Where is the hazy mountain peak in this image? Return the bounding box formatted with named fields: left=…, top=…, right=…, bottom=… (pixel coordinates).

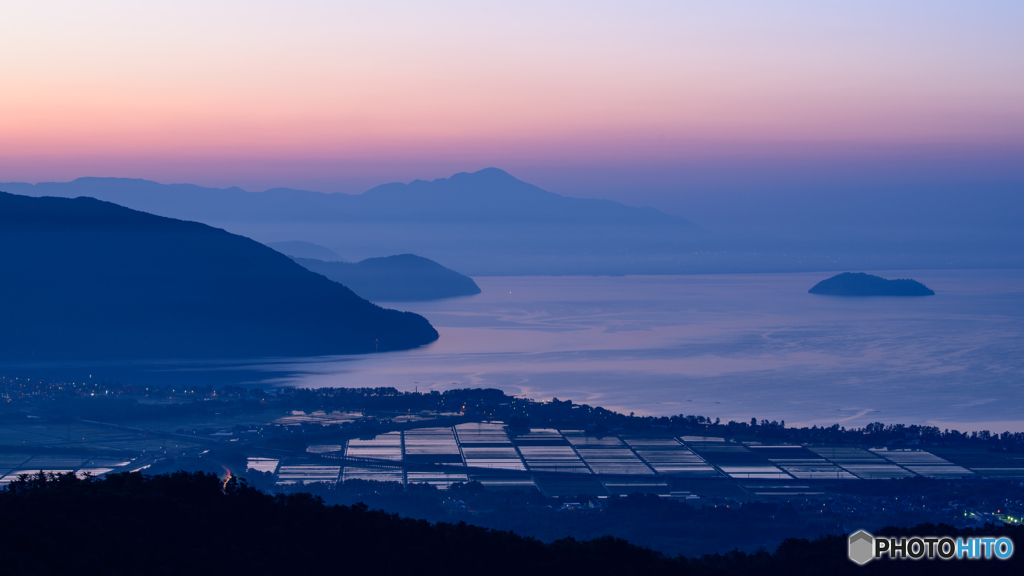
left=450, top=167, right=517, bottom=182
left=71, top=176, right=152, bottom=185
left=401, top=168, right=516, bottom=188
left=367, top=168, right=561, bottom=203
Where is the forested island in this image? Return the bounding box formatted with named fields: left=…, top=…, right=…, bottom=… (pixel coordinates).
left=293, top=254, right=481, bottom=302
left=809, top=272, right=935, bottom=296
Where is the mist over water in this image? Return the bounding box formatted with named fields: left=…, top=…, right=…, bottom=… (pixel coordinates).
left=256, top=270, right=1024, bottom=432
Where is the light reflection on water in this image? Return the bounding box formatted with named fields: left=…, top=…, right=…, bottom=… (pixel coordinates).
left=259, top=269, right=1024, bottom=432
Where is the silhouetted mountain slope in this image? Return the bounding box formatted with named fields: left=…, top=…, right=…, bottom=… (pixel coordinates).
left=294, top=255, right=481, bottom=301
left=0, top=169, right=703, bottom=275
left=809, top=272, right=935, bottom=296
left=0, top=192, right=437, bottom=361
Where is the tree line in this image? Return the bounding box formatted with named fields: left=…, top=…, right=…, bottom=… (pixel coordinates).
left=0, top=471, right=1020, bottom=575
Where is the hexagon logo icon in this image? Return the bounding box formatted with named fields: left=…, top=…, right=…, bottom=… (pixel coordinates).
left=848, top=530, right=874, bottom=565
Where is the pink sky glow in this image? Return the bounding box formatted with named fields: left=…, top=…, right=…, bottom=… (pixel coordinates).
left=2, top=1, right=1022, bottom=196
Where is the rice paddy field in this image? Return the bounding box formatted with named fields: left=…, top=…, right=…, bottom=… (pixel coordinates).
left=3, top=410, right=1021, bottom=500
left=235, top=422, right=1024, bottom=498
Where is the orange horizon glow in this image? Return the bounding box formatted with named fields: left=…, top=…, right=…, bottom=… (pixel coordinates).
left=2, top=0, right=1023, bottom=192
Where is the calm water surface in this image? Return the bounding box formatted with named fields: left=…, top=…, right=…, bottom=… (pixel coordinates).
left=259, top=270, right=1024, bottom=432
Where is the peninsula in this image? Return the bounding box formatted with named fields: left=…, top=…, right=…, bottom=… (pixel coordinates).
left=0, top=192, right=438, bottom=360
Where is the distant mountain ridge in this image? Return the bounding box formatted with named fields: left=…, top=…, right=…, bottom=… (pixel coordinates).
left=0, top=169, right=691, bottom=225
left=809, top=272, right=935, bottom=296
left=292, top=255, right=481, bottom=302
left=0, top=191, right=438, bottom=361
left=356, top=168, right=688, bottom=225
left=0, top=169, right=703, bottom=275
left=4, top=169, right=1022, bottom=275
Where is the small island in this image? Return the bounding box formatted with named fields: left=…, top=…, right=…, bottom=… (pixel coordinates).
left=809, top=272, right=935, bottom=296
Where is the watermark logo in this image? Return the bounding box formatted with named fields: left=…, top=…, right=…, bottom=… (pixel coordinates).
left=848, top=530, right=1013, bottom=564
left=848, top=531, right=874, bottom=565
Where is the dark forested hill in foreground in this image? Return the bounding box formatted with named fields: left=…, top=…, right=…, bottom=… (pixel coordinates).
left=809, top=272, right=936, bottom=296
left=0, top=192, right=437, bottom=361
left=0, top=472, right=1018, bottom=576
left=292, top=254, right=481, bottom=301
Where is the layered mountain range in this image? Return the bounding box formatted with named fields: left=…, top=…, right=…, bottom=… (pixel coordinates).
left=1, top=169, right=704, bottom=275
left=5, top=168, right=1020, bottom=275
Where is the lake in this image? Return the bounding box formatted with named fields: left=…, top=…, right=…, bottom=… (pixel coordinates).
left=253, top=269, right=1024, bottom=433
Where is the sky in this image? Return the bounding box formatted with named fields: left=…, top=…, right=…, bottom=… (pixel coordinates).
left=2, top=0, right=1022, bottom=211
